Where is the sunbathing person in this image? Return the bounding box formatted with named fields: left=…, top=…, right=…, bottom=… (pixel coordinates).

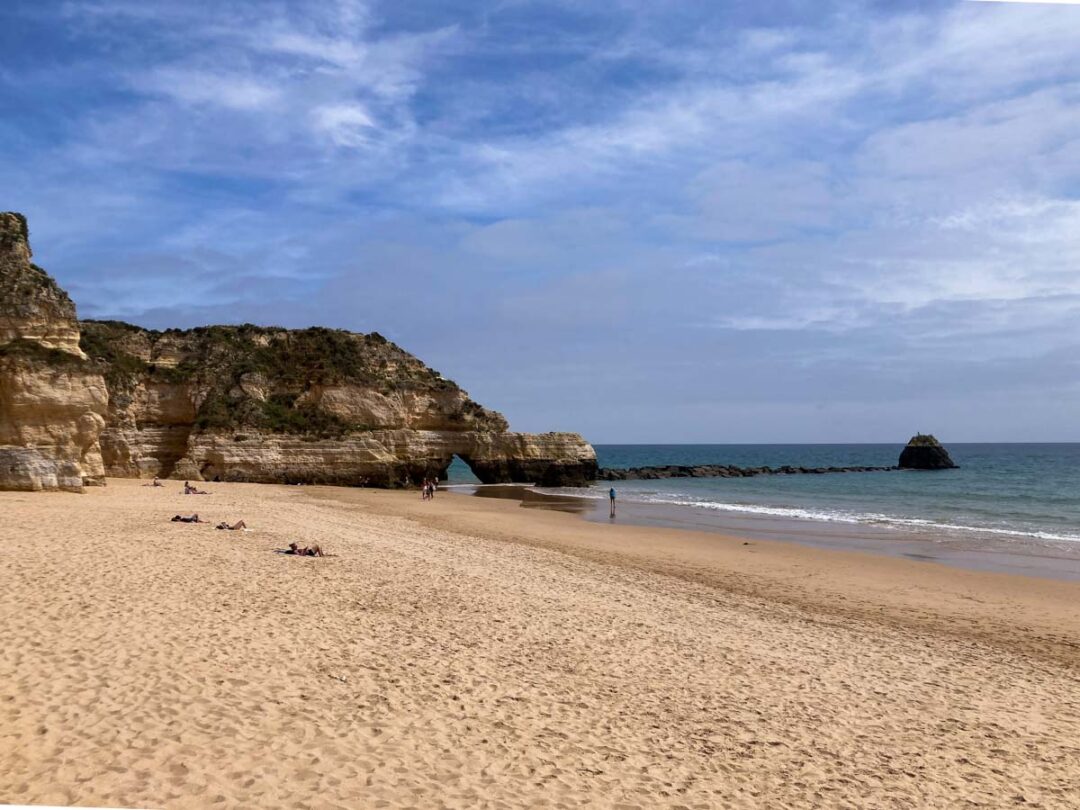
left=285, top=541, right=325, bottom=557
left=183, top=481, right=210, bottom=495
left=171, top=514, right=204, bottom=523
left=142, top=477, right=165, bottom=488
left=215, top=520, right=247, bottom=530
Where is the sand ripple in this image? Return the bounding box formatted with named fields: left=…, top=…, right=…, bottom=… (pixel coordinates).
left=2, top=480, right=1079, bottom=808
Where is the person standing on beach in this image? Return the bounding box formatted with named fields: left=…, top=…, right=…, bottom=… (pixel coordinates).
left=609, top=487, right=616, bottom=518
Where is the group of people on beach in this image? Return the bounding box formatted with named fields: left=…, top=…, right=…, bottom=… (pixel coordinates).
left=158, top=480, right=326, bottom=557
left=169, top=512, right=324, bottom=556
left=420, top=478, right=438, bottom=500
left=142, top=477, right=210, bottom=495
left=170, top=515, right=245, bottom=530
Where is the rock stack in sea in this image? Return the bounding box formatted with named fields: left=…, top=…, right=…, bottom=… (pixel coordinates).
left=0, top=212, right=598, bottom=491
left=897, top=434, right=958, bottom=470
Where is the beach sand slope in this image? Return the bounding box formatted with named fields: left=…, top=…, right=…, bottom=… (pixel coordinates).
left=2, top=479, right=1079, bottom=808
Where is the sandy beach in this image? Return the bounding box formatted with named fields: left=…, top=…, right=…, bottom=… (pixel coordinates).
left=3, top=479, right=1080, bottom=809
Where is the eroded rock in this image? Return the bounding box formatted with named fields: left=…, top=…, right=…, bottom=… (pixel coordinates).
left=898, top=434, right=958, bottom=470
left=0, top=213, right=107, bottom=491
left=1, top=212, right=597, bottom=490
left=597, top=462, right=896, bottom=481
left=78, top=319, right=596, bottom=487
left=0, top=213, right=85, bottom=356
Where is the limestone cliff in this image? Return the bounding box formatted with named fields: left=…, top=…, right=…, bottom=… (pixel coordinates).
left=0, top=213, right=85, bottom=356
left=0, top=213, right=107, bottom=491
left=1, top=211, right=596, bottom=490
left=78, top=321, right=597, bottom=488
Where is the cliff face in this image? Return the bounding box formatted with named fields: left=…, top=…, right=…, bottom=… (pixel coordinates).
left=0, top=213, right=85, bottom=355
left=0, top=211, right=596, bottom=490
left=78, top=321, right=597, bottom=488
left=0, top=213, right=107, bottom=491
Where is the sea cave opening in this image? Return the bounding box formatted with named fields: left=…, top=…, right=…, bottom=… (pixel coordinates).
left=445, top=454, right=481, bottom=485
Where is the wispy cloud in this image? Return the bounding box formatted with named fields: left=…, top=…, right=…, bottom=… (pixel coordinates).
left=4, top=0, right=1080, bottom=439
left=134, top=69, right=283, bottom=111
left=968, top=0, right=1080, bottom=5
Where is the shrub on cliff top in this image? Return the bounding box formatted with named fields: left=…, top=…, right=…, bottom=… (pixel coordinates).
left=259, top=393, right=353, bottom=438
left=0, top=212, right=29, bottom=246
left=0, top=338, right=89, bottom=368
left=80, top=323, right=149, bottom=391
left=906, top=434, right=943, bottom=446
left=83, top=319, right=160, bottom=336
left=80, top=319, right=506, bottom=436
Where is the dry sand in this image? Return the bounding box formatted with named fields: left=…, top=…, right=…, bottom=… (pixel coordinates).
left=2, top=478, right=1080, bottom=809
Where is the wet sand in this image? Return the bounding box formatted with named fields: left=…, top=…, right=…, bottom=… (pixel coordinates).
left=456, top=483, right=1080, bottom=582
left=2, top=478, right=1080, bottom=808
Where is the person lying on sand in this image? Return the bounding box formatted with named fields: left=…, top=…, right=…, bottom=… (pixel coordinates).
left=171, top=514, right=204, bottom=523
left=183, top=481, right=210, bottom=495
left=142, top=477, right=164, bottom=488
left=284, top=542, right=325, bottom=557
left=215, top=520, right=247, bottom=530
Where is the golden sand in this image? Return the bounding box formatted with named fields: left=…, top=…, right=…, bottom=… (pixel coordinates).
left=2, top=479, right=1079, bottom=808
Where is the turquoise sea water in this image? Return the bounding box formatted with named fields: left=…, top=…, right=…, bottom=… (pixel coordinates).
left=451, top=444, right=1080, bottom=551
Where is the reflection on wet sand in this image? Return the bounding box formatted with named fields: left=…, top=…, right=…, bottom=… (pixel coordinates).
left=468, top=485, right=596, bottom=514
left=450, top=483, right=1080, bottom=581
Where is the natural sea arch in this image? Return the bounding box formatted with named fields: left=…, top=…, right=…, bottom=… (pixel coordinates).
left=445, top=454, right=482, bottom=484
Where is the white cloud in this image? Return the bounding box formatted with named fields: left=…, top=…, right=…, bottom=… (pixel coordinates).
left=682, top=161, right=837, bottom=242
left=135, top=68, right=282, bottom=111
left=11, top=0, right=1080, bottom=437
left=967, top=1, right=1080, bottom=5
left=312, top=103, right=376, bottom=146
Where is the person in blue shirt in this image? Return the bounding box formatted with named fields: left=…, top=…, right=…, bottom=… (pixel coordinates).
left=609, top=486, right=616, bottom=518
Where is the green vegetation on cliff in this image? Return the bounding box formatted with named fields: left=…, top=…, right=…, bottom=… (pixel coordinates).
left=0, top=212, right=77, bottom=321
left=0, top=338, right=90, bottom=367
left=0, top=212, right=29, bottom=244
left=906, top=434, right=943, bottom=447
left=80, top=320, right=506, bottom=438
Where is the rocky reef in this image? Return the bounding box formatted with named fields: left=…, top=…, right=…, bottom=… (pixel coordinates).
left=600, top=436, right=959, bottom=482
left=598, top=463, right=896, bottom=481
left=0, top=212, right=596, bottom=491
left=0, top=213, right=107, bottom=491
left=898, top=434, right=958, bottom=470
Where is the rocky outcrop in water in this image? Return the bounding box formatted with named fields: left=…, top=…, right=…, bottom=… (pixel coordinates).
left=0, top=213, right=107, bottom=491
left=598, top=463, right=896, bottom=481
left=600, top=436, right=960, bottom=481
left=898, top=434, right=957, bottom=470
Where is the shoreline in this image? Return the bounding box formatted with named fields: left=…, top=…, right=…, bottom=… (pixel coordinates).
left=3, top=479, right=1080, bottom=807
left=352, top=484, right=1080, bottom=668
left=447, top=482, right=1080, bottom=582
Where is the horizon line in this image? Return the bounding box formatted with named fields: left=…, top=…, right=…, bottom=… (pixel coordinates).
left=588, top=440, right=1080, bottom=445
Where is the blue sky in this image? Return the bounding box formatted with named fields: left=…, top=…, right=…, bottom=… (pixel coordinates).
left=3, top=0, right=1080, bottom=442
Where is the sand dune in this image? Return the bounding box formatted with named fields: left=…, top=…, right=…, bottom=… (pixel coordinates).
left=2, top=479, right=1079, bottom=808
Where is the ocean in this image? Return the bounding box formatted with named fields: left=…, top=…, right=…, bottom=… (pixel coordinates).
left=448, top=444, right=1080, bottom=573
